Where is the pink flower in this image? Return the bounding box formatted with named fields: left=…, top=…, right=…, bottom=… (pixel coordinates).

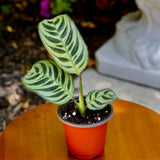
left=40, top=0, right=52, bottom=18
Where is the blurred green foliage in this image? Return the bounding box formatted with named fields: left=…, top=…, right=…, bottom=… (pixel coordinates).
left=50, top=0, right=77, bottom=15
left=1, top=5, right=11, bottom=15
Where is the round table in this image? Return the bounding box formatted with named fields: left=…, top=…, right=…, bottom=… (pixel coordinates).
left=0, top=99, right=160, bottom=160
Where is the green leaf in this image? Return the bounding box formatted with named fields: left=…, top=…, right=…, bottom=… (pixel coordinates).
left=1, top=5, right=10, bottom=15
left=22, top=60, right=74, bottom=105
left=51, top=0, right=74, bottom=15
left=38, top=14, right=88, bottom=75
left=86, top=89, right=118, bottom=110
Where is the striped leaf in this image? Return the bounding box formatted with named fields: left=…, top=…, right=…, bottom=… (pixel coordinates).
left=22, top=60, right=74, bottom=105
left=86, top=89, right=118, bottom=110
left=38, top=14, right=88, bottom=75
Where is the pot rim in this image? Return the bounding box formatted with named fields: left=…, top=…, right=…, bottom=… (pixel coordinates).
left=57, top=99, right=114, bottom=128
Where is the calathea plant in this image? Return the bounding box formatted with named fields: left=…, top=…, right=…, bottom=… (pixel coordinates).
left=22, top=14, right=117, bottom=116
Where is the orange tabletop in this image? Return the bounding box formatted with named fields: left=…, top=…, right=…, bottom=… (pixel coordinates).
left=0, top=99, right=160, bottom=160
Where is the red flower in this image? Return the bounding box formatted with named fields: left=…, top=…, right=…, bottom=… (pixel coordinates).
left=95, top=0, right=108, bottom=10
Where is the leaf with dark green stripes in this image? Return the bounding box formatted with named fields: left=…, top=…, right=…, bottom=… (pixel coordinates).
left=86, top=89, right=118, bottom=110
left=22, top=60, right=74, bottom=105
left=38, top=14, right=88, bottom=75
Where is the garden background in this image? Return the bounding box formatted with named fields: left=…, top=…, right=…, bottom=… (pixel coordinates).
left=0, top=0, right=137, bottom=133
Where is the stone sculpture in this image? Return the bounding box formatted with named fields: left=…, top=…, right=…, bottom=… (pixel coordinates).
left=95, top=0, right=160, bottom=88
left=113, top=0, right=160, bottom=70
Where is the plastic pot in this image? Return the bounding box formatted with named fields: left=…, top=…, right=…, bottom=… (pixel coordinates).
left=57, top=98, right=114, bottom=159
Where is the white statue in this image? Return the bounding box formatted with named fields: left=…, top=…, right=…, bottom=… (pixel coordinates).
left=95, top=0, right=160, bottom=88
left=113, top=0, right=160, bottom=70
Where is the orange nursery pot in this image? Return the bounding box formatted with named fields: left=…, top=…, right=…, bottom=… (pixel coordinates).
left=57, top=98, right=114, bottom=159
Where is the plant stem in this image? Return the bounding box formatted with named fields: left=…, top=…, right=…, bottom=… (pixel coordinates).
left=73, top=75, right=86, bottom=116
left=73, top=98, right=83, bottom=115
left=78, top=75, right=86, bottom=115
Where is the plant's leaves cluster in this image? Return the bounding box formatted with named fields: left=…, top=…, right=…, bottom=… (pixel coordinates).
left=23, top=14, right=117, bottom=112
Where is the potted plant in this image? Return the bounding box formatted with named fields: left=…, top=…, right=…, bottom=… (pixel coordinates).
left=22, top=14, right=118, bottom=159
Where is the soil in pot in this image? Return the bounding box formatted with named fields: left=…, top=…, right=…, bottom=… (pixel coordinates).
left=59, top=100, right=112, bottom=125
